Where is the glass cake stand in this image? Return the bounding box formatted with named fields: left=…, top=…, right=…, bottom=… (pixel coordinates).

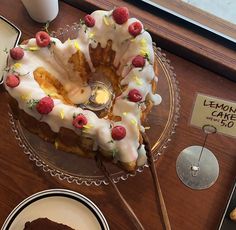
left=9, top=24, right=180, bottom=186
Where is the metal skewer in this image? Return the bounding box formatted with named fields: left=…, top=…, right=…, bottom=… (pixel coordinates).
left=142, top=132, right=171, bottom=230
left=95, top=132, right=171, bottom=230
left=95, top=154, right=145, bottom=230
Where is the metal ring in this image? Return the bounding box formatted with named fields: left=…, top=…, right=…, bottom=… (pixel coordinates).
left=202, top=124, right=217, bottom=134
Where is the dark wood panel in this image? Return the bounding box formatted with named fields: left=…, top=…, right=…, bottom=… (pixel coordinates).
left=149, top=0, right=236, bottom=40
left=0, top=1, right=236, bottom=230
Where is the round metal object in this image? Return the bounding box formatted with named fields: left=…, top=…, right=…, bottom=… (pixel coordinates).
left=176, top=145, right=219, bottom=190
left=81, top=81, right=114, bottom=111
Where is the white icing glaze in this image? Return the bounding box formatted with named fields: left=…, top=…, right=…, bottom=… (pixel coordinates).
left=137, top=145, right=147, bottom=167
left=4, top=9, right=162, bottom=166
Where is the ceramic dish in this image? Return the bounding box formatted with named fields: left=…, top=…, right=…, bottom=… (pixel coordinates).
left=1, top=189, right=109, bottom=230
left=0, top=16, right=21, bottom=84
left=218, top=182, right=236, bottom=230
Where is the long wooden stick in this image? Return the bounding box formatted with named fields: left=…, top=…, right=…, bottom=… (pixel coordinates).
left=142, top=132, right=171, bottom=230
left=95, top=154, right=145, bottom=230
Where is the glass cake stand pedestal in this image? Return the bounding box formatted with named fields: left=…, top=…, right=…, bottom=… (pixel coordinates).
left=8, top=25, right=180, bottom=186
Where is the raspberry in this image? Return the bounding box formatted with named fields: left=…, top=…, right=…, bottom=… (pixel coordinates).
left=10, top=47, right=24, bottom=60
left=111, top=126, right=126, bottom=140
left=128, top=89, right=142, bottom=102
left=73, top=114, right=87, bottom=129
left=35, top=31, right=51, bottom=47
left=6, top=74, right=20, bottom=88
left=128, top=22, right=142, bottom=37
left=84, top=15, right=95, bottom=27
left=112, top=7, right=129, bottom=25
left=36, top=96, right=54, bottom=114
left=132, top=55, right=145, bottom=68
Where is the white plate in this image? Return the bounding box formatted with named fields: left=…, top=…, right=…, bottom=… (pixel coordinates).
left=0, top=16, right=21, bottom=84
left=1, top=189, right=109, bottom=230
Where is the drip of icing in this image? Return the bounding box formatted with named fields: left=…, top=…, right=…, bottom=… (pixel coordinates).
left=137, top=144, right=147, bottom=166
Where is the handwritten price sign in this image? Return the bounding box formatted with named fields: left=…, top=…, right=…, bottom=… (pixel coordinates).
left=190, top=93, right=236, bottom=137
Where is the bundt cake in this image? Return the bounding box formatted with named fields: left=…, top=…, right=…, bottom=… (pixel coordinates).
left=4, top=7, right=162, bottom=172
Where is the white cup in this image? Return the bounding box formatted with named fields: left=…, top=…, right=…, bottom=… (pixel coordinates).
left=21, top=0, right=59, bottom=23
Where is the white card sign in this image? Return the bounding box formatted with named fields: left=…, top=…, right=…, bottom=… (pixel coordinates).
left=190, top=93, right=236, bottom=138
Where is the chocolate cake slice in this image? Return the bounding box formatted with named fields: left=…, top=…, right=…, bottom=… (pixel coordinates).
left=23, top=218, right=75, bottom=230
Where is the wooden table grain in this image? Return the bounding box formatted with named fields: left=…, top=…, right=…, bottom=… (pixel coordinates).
left=0, top=1, right=236, bottom=230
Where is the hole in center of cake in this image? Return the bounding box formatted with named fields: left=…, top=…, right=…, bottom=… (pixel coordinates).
left=33, top=64, right=122, bottom=118
left=80, top=66, right=120, bottom=116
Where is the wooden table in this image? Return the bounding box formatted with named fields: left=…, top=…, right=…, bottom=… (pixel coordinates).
left=0, top=1, right=235, bottom=229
